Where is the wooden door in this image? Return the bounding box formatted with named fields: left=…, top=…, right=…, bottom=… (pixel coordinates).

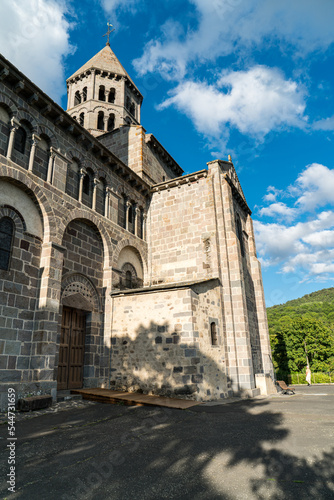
left=57, top=307, right=86, bottom=390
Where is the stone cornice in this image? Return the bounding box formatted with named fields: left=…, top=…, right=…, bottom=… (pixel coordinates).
left=66, top=66, right=143, bottom=101
left=151, top=169, right=208, bottom=193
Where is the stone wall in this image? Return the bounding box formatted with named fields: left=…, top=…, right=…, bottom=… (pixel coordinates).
left=99, top=125, right=179, bottom=185
left=0, top=203, right=43, bottom=395
left=110, top=280, right=229, bottom=401
left=142, top=137, right=178, bottom=185
left=148, top=173, right=219, bottom=285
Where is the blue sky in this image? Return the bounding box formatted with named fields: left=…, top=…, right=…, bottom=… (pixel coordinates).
left=1, top=0, right=334, bottom=306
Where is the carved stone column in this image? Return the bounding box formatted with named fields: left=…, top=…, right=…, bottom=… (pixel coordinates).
left=143, top=213, right=147, bottom=241
left=103, top=116, right=108, bottom=131
left=91, top=70, right=96, bottom=100
left=92, top=177, right=99, bottom=211
left=78, top=168, right=87, bottom=203
left=46, top=148, right=55, bottom=183
left=28, top=134, right=41, bottom=172
left=125, top=200, right=131, bottom=231
left=135, top=207, right=140, bottom=237
left=105, top=187, right=111, bottom=218
left=6, top=117, right=20, bottom=160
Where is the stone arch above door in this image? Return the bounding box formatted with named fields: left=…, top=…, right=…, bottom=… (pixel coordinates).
left=61, top=273, right=101, bottom=312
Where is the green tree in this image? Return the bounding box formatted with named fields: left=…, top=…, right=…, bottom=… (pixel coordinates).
left=271, top=318, right=334, bottom=373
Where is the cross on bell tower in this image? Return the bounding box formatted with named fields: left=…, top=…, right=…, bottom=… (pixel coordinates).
left=103, top=20, right=115, bottom=46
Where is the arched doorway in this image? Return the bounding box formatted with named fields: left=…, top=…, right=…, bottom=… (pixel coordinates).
left=57, top=218, right=104, bottom=390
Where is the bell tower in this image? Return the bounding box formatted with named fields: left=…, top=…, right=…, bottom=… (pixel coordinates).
left=66, top=40, right=143, bottom=137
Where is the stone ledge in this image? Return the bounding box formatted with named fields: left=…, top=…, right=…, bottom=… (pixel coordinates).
left=17, top=395, right=53, bottom=412
left=151, top=169, right=208, bottom=192
left=110, top=277, right=220, bottom=296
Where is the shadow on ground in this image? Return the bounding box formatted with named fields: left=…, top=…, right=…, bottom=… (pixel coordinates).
left=1, top=393, right=333, bottom=499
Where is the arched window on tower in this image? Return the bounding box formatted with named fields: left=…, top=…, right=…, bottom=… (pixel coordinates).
left=79, top=113, right=84, bottom=126
left=97, top=111, right=104, bottom=130
left=108, top=88, right=115, bottom=103
left=107, top=114, right=115, bottom=132
left=82, top=87, right=87, bottom=102
left=126, top=96, right=131, bottom=110
left=210, top=322, right=218, bottom=346
left=99, top=85, right=105, bottom=101
left=74, top=91, right=81, bottom=106
left=0, top=217, right=14, bottom=271
left=14, top=127, right=26, bottom=154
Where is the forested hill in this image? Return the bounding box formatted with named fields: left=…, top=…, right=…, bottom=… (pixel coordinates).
left=267, top=287, right=334, bottom=333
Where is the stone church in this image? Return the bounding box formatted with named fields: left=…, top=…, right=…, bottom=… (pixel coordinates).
left=0, top=41, right=274, bottom=410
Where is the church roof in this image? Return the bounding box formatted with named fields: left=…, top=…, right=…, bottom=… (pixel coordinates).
left=67, top=45, right=142, bottom=97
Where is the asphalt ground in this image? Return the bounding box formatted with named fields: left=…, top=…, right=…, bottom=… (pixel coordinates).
left=1, top=385, right=333, bottom=500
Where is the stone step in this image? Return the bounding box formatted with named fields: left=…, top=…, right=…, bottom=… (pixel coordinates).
left=71, top=388, right=202, bottom=409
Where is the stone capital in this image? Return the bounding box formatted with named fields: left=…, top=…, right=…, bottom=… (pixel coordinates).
left=31, top=134, right=41, bottom=146
left=10, top=117, right=20, bottom=130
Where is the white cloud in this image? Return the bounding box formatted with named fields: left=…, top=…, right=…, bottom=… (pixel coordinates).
left=263, top=193, right=276, bottom=202
left=295, top=163, right=334, bottom=211
left=259, top=202, right=298, bottom=222
left=134, top=0, right=334, bottom=79
left=263, top=186, right=282, bottom=202
left=302, top=230, right=334, bottom=248
left=255, top=163, right=334, bottom=280
left=159, top=66, right=307, bottom=139
left=100, top=0, right=142, bottom=15
left=282, top=250, right=334, bottom=276
left=0, top=0, right=72, bottom=102
left=313, top=115, right=334, bottom=131
left=254, top=212, right=334, bottom=271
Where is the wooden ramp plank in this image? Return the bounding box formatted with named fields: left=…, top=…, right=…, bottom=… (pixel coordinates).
left=71, top=388, right=201, bottom=409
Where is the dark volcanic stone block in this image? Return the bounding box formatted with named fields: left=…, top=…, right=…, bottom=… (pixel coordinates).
left=17, top=395, right=52, bottom=412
